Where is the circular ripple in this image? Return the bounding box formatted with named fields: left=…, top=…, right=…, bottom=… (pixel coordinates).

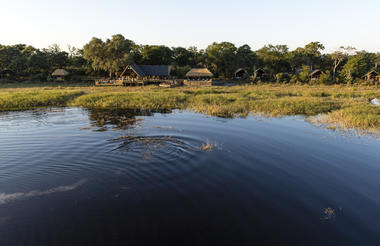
left=111, top=135, right=201, bottom=163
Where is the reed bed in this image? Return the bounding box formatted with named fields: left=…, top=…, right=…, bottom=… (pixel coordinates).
left=1, top=83, right=380, bottom=131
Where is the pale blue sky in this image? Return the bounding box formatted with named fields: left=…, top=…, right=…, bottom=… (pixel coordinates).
left=1, top=0, right=379, bottom=52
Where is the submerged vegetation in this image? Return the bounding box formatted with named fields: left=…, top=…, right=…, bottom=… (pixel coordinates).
left=1, top=84, right=380, bottom=132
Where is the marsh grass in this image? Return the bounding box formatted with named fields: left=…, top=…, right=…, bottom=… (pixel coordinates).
left=319, top=105, right=380, bottom=132
left=2, top=83, right=380, bottom=131
left=0, top=90, right=84, bottom=111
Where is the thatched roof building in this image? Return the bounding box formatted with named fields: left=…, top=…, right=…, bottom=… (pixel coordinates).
left=52, top=69, right=69, bottom=77
left=185, top=68, right=213, bottom=78
left=122, top=65, right=171, bottom=78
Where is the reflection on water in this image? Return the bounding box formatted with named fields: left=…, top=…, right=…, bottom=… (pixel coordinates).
left=1, top=107, right=380, bottom=246
left=88, top=109, right=172, bottom=130
left=0, top=179, right=86, bottom=206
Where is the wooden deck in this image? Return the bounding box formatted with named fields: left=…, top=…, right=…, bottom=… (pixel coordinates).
left=95, top=79, right=176, bottom=86
left=184, top=80, right=213, bottom=86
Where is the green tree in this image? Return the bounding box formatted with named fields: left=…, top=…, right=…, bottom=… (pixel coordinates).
left=139, top=45, right=173, bottom=65
left=205, top=42, right=238, bottom=78
left=83, top=34, right=135, bottom=78
left=288, top=48, right=306, bottom=73
left=329, top=46, right=356, bottom=82
left=171, top=47, right=194, bottom=67
left=340, top=54, right=367, bottom=84
left=236, top=44, right=257, bottom=73
left=303, top=41, right=325, bottom=70
left=256, top=44, right=290, bottom=78
left=298, top=65, right=310, bottom=83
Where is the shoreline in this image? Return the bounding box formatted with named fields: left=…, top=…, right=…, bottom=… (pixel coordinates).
left=1, top=83, right=379, bottom=132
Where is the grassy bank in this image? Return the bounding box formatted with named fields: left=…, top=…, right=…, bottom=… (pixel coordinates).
left=0, top=89, right=84, bottom=111
left=1, top=83, right=380, bottom=131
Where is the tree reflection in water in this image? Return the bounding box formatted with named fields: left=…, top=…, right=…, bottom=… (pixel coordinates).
left=87, top=109, right=172, bottom=130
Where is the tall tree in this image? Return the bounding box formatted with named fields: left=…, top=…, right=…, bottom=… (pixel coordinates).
left=205, top=42, right=237, bottom=78
left=83, top=35, right=135, bottom=78
left=256, top=44, right=290, bottom=77
left=329, top=46, right=356, bottom=82
left=303, top=42, right=325, bottom=70
left=236, top=44, right=256, bottom=73
left=171, top=47, right=193, bottom=67
left=139, top=45, right=173, bottom=65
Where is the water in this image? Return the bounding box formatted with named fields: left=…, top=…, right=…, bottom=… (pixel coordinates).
left=1, top=107, right=380, bottom=246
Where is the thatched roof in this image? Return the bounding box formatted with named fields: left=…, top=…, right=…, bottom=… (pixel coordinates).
left=128, top=65, right=171, bottom=77
left=52, top=69, right=69, bottom=76
left=186, top=68, right=213, bottom=77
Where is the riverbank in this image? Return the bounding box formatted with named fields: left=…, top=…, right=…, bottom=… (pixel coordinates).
left=1, top=83, right=380, bottom=132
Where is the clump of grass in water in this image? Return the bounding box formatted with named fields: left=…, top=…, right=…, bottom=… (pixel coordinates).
left=201, top=139, right=219, bottom=152
left=314, top=104, right=380, bottom=134
left=321, top=207, right=338, bottom=221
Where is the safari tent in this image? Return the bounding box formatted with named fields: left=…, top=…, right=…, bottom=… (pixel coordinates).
left=255, top=68, right=266, bottom=79
left=362, top=70, right=379, bottom=81
left=234, top=68, right=249, bottom=79
left=309, top=69, right=322, bottom=80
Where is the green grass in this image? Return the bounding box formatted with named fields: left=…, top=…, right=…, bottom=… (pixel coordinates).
left=321, top=105, right=380, bottom=132
left=0, top=90, right=84, bottom=111
left=1, top=83, right=380, bottom=132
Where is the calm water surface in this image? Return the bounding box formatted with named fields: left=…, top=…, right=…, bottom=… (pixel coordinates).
left=0, top=108, right=380, bottom=246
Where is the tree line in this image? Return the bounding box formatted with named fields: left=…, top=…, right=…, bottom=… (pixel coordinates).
left=1, top=34, right=380, bottom=84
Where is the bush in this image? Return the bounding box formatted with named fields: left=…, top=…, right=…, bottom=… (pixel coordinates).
left=312, top=71, right=332, bottom=85
left=29, top=73, right=48, bottom=82
left=290, top=75, right=298, bottom=84
left=275, top=73, right=291, bottom=83
left=298, top=65, right=310, bottom=83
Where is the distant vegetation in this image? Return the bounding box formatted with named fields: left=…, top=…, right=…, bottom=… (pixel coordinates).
left=1, top=34, right=380, bottom=84
left=1, top=84, right=380, bottom=132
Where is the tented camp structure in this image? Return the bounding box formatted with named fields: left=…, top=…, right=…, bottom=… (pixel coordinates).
left=52, top=69, right=69, bottom=81
left=96, top=65, right=172, bottom=86
left=362, top=70, right=379, bottom=82
left=234, top=68, right=249, bottom=79
left=184, top=68, right=213, bottom=86
left=255, top=68, right=266, bottom=80
left=309, top=69, right=322, bottom=80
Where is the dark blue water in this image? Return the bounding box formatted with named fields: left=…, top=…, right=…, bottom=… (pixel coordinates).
left=0, top=107, right=380, bottom=246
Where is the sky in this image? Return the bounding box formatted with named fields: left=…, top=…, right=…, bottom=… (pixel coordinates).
left=1, top=0, right=379, bottom=52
